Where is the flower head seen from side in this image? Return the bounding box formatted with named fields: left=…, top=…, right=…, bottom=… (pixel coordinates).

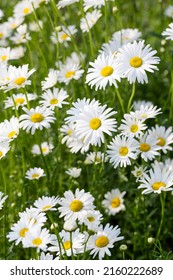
left=41, top=69, right=59, bottom=90
left=19, top=106, right=56, bottom=135
left=0, top=141, right=11, bottom=160
left=0, top=192, right=8, bottom=210
left=31, top=141, right=54, bottom=156
left=66, top=167, right=82, bottom=178
left=102, top=189, right=126, bottom=215
left=164, top=5, right=173, bottom=18
left=39, top=88, right=69, bottom=109
left=58, top=188, right=95, bottom=222
left=0, top=116, right=20, bottom=142
left=107, top=135, right=138, bottom=168
left=33, top=196, right=60, bottom=212
left=138, top=165, right=173, bottom=194
left=83, top=0, right=105, bottom=11
left=4, top=93, right=37, bottom=110
left=162, top=23, right=173, bottom=41
left=84, top=151, right=107, bottom=165
left=57, top=0, right=79, bottom=9
left=131, top=103, right=162, bottom=121
left=117, top=40, right=160, bottom=84
left=78, top=210, right=103, bottom=232
left=86, top=53, right=122, bottom=90
left=19, top=207, right=47, bottom=228
left=87, top=223, right=124, bottom=260
left=112, top=28, right=142, bottom=45
left=25, top=167, right=45, bottom=180
left=80, top=10, right=102, bottom=33
left=137, top=132, right=160, bottom=162
left=57, top=25, right=77, bottom=45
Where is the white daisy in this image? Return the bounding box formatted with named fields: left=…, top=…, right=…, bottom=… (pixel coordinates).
left=102, top=189, right=126, bottom=215
left=0, top=192, right=8, bottom=210
left=19, top=207, right=47, bottom=228
left=57, top=25, right=77, bottom=44
left=86, top=53, right=122, bottom=90
left=131, top=165, right=148, bottom=182
left=25, top=167, right=45, bottom=180
left=83, top=0, right=106, bottom=11
left=39, top=88, right=69, bottom=109
left=162, top=23, right=173, bottom=41
left=41, top=69, right=59, bottom=90
left=84, top=151, right=107, bottom=165
left=107, top=135, right=138, bottom=168
left=131, top=103, right=162, bottom=120
left=86, top=223, right=124, bottom=260
left=58, top=188, right=95, bottom=222
left=57, top=62, right=84, bottom=85
left=119, top=113, right=147, bottom=137
left=112, top=28, right=142, bottom=45
left=0, top=141, right=11, bottom=159
left=57, top=0, right=79, bottom=9
left=164, top=5, right=173, bottom=18
left=136, top=132, right=160, bottom=162
left=60, top=123, right=76, bottom=146
left=19, top=106, right=55, bottom=135
left=10, top=24, right=31, bottom=44
left=117, top=40, right=160, bottom=84
left=13, top=0, right=34, bottom=18
left=31, top=141, right=54, bottom=156
left=23, top=227, right=52, bottom=251
left=79, top=210, right=103, bottom=232
left=80, top=10, right=102, bottom=33
left=10, top=46, right=25, bottom=60
left=99, top=40, right=122, bottom=57
left=0, top=116, right=20, bottom=142
left=33, top=196, right=60, bottom=212
left=39, top=252, right=54, bottom=260
left=4, top=93, right=37, bottom=110
left=138, top=165, right=173, bottom=194
left=0, top=47, right=11, bottom=64
left=66, top=167, right=82, bottom=178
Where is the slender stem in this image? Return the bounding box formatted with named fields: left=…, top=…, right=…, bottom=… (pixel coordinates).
left=127, top=82, right=135, bottom=112
left=104, top=0, right=109, bottom=42
left=115, top=87, right=125, bottom=113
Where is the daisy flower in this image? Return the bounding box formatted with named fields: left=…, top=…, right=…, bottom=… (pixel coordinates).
left=107, top=135, right=138, bottom=168
left=66, top=167, right=82, bottom=178
left=83, top=0, right=106, bottom=11
left=19, top=207, right=47, bottom=228
left=67, top=135, right=90, bottom=154
left=112, top=28, right=142, bottom=45
left=3, top=64, right=35, bottom=92
left=131, top=165, right=148, bottom=182
left=162, top=23, right=173, bottom=41
left=60, top=123, right=76, bottom=146
left=10, top=46, right=25, bottom=60
left=164, top=5, right=173, bottom=18
left=57, top=0, right=79, bottom=9
left=148, top=125, right=173, bottom=154
left=86, top=53, right=122, bottom=90
left=33, top=196, right=60, bottom=212
left=31, top=141, right=54, bottom=156
left=6, top=16, right=24, bottom=31
left=133, top=100, right=153, bottom=110
left=39, top=252, right=54, bottom=260
left=25, top=167, right=45, bottom=180
left=57, top=25, right=77, bottom=45
left=19, top=106, right=55, bottom=135
left=39, top=88, right=69, bottom=109
left=13, top=0, right=34, bottom=18
left=99, top=40, right=122, bottom=57
left=102, top=189, right=126, bottom=215
left=57, top=62, right=84, bottom=85
left=117, top=40, right=160, bottom=84
left=23, top=227, right=52, bottom=251
left=0, top=116, right=20, bottom=142
left=80, top=10, right=102, bottom=33
left=41, top=69, right=59, bottom=90
left=86, top=223, right=124, bottom=260
left=0, top=9, right=4, bottom=20
left=79, top=210, right=103, bottom=232
left=0, top=192, right=8, bottom=210
left=138, top=165, right=173, bottom=194
left=0, top=141, right=11, bottom=160
left=74, top=102, right=117, bottom=146
left=49, top=228, right=85, bottom=257
left=0, top=47, right=11, bottom=64
left=4, top=93, right=37, bottom=110
left=58, top=188, right=95, bottom=222
left=10, top=24, right=31, bottom=45
left=131, top=103, right=162, bottom=120
left=137, top=132, right=160, bottom=162
left=119, top=113, right=147, bottom=138
left=84, top=151, right=107, bottom=165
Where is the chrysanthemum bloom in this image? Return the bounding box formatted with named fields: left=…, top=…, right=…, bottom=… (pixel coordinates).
left=33, top=196, right=60, bottom=212
left=80, top=10, right=102, bottom=33
left=74, top=102, right=117, bottom=146
left=87, top=223, right=124, bottom=260
left=49, top=228, right=86, bottom=257
left=0, top=192, right=8, bottom=210
left=112, top=28, right=142, bottom=45
left=102, top=189, right=126, bottom=215
left=22, top=227, right=52, bottom=251
left=57, top=61, right=84, bottom=85
left=39, top=88, right=69, bottom=109
left=0, top=141, right=11, bottom=159
left=6, top=16, right=24, bottom=31
left=78, top=210, right=103, bottom=232
left=57, top=0, right=79, bottom=9
left=66, top=167, right=82, bottom=178
left=19, top=106, right=55, bottom=134
left=19, top=207, right=47, bottom=228
left=162, top=23, right=173, bottom=41
left=117, top=40, right=160, bottom=84
left=60, top=123, right=76, bottom=146
left=25, top=167, right=45, bottom=180
left=10, top=24, right=31, bottom=44
left=107, top=135, right=138, bottom=168
left=31, top=141, right=54, bottom=156
left=136, top=132, right=160, bottom=162
left=131, top=165, right=148, bottom=182
left=131, top=103, right=162, bottom=121
left=58, top=188, right=95, bottom=222
left=138, top=165, right=173, bottom=194
left=0, top=116, right=20, bottom=142
left=86, top=53, right=122, bottom=90
left=119, top=113, right=147, bottom=138
left=0, top=47, right=11, bottom=64
left=13, top=0, right=34, bottom=18
left=4, top=93, right=36, bottom=110
left=41, top=69, right=59, bottom=90
left=57, top=25, right=77, bottom=45
left=148, top=125, right=173, bottom=154
left=84, top=151, right=107, bottom=165
left=3, top=64, right=35, bottom=92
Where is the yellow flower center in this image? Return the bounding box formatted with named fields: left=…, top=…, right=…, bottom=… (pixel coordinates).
left=130, top=124, right=139, bottom=133
left=95, top=236, right=109, bottom=248
left=63, top=241, right=72, bottom=250
left=89, top=118, right=102, bottom=130
left=32, top=173, right=40, bottom=179
left=61, top=33, right=69, bottom=41
left=100, top=66, right=114, bottom=77
left=67, top=129, right=73, bottom=136
left=140, top=143, right=151, bottom=152
left=136, top=170, right=142, bottom=177
left=32, top=238, right=42, bottom=246
left=111, top=197, right=121, bottom=208
left=65, top=71, right=75, bottom=79
left=152, top=181, right=166, bottom=190
left=14, top=77, right=26, bottom=85
left=157, top=137, right=166, bottom=147
left=15, top=97, right=25, bottom=105
left=23, top=7, right=30, bottom=14
left=0, top=151, right=3, bottom=157
left=11, top=23, right=17, bottom=29
left=87, top=216, right=95, bottom=222
left=70, top=199, right=83, bottom=212
left=0, top=33, right=4, bottom=38
left=30, top=113, right=44, bottom=123
left=41, top=147, right=47, bottom=153
left=130, top=56, right=143, bottom=68
left=8, top=130, right=17, bottom=138
left=19, top=227, right=29, bottom=237
left=42, top=205, right=51, bottom=211
left=119, top=146, right=129, bottom=156
left=1, top=55, right=7, bottom=61
left=50, top=98, right=58, bottom=105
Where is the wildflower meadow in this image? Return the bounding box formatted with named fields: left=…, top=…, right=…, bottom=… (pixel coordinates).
left=1, top=0, right=173, bottom=261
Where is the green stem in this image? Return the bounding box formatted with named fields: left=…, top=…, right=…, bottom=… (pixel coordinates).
left=104, top=0, right=109, bottom=42
left=0, top=161, right=7, bottom=259
left=127, top=83, right=135, bottom=112
left=115, top=87, right=125, bottom=113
